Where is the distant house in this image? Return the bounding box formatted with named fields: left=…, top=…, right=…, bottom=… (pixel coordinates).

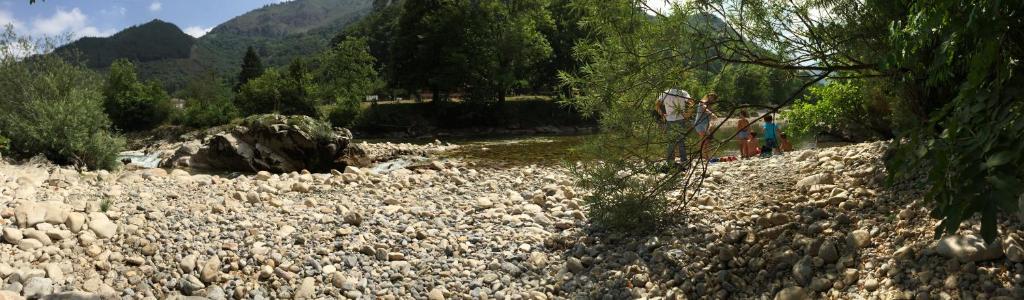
left=170, top=98, right=186, bottom=109
left=365, top=95, right=379, bottom=103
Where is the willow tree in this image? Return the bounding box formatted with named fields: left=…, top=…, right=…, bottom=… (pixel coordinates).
left=566, top=0, right=1022, bottom=239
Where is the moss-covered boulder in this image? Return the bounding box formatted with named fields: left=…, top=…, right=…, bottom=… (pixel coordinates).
left=190, top=114, right=351, bottom=173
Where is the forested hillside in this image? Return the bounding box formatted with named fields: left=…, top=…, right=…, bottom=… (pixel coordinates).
left=54, top=20, right=194, bottom=69
left=192, top=0, right=375, bottom=77
left=51, top=0, right=374, bottom=92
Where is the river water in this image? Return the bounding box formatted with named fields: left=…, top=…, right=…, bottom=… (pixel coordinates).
left=375, top=131, right=846, bottom=168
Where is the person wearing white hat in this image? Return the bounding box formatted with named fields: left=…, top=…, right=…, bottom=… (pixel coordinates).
left=656, top=88, right=694, bottom=168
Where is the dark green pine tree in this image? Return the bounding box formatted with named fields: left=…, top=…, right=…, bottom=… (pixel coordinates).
left=235, top=46, right=265, bottom=92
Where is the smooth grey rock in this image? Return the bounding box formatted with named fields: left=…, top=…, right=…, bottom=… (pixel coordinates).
left=22, top=277, right=53, bottom=298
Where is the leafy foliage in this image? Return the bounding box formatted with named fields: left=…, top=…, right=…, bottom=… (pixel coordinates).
left=102, top=59, right=173, bottom=131
left=332, top=0, right=403, bottom=93
left=327, top=103, right=362, bottom=128
left=177, top=72, right=238, bottom=128
left=784, top=80, right=895, bottom=140
left=560, top=0, right=890, bottom=231
left=573, top=159, right=675, bottom=231
left=567, top=0, right=1023, bottom=240
left=235, top=59, right=319, bottom=117
left=885, top=0, right=1024, bottom=242
left=391, top=0, right=553, bottom=101
left=0, top=134, right=8, bottom=154
left=711, top=64, right=805, bottom=109
left=316, top=37, right=382, bottom=104
left=461, top=0, right=553, bottom=101
left=316, top=36, right=381, bottom=127
left=0, top=28, right=125, bottom=170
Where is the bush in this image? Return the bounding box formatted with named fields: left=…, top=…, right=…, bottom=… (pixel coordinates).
left=235, top=64, right=319, bottom=118
left=177, top=72, right=238, bottom=128
left=0, top=29, right=125, bottom=169
left=573, top=159, right=675, bottom=232
left=103, top=59, right=172, bottom=131
left=784, top=80, right=895, bottom=141
left=327, top=102, right=362, bottom=128
left=317, top=37, right=383, bottom=104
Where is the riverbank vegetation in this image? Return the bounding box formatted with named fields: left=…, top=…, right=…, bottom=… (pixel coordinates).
left=0, top=28, right=125, bottom=170
left=9, top=0, right=1020, bottom=243
left=566, top=0, right=1022, bottom=241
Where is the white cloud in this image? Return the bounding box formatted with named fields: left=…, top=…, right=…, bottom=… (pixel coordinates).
left=183, top=26, right=212, bottom=38
left=0, top=9, right=24, bottom=31
left=101, top=6, right=127, bottom=16
left=29, top=8, right=115, bottom=38
left=149, top=1, right=162, bottom=12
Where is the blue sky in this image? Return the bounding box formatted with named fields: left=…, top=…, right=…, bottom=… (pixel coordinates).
left=0, top=0, right=292, bottom=40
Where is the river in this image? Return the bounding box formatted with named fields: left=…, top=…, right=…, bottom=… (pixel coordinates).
left=364, top=131, right=847, bottom=168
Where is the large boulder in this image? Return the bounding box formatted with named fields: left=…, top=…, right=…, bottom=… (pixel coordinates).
left=190, top=115, right=352, bottom=173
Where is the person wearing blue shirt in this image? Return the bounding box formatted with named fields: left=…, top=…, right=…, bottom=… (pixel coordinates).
left=762, top=114, right=784, bottom=157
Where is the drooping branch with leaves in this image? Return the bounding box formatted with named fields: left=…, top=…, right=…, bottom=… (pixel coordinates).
left=565, top=0, right=1023, bottom=240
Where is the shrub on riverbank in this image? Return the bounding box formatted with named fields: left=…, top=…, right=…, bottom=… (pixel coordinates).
left=785, top=80, right=896, bottom=141
left=103, top=59, right=173, bottom=131
left=176, top=71, right=238, bottom=128
left=0, top=30, right=125, bottom=170
left=235, top=61, right=319, bottom=118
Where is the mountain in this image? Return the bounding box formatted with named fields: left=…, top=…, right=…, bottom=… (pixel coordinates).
left=54, top=0, right=375, bottom=92
left=193, top=0, right=375, bottom=77
left=54, top=19, right=194, bottom=69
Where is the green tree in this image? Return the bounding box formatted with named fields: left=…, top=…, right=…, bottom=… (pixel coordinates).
left=235, top=59, right=318, bottom=117
left=235, top=46, right=265, bottom=92
left=317, top=37, right=383, bottom=103
left=539, top=0, right=587, bottom=96
left=392, top=0, right=553, bottom=102
left=103, top=59, right=172, bottom=131
left=318, top=37, right=383, bottom=127
left=392, top=0, right=469, bottom=101
left=0, top=27, right=124, bottom=170
left=462, top=0, right=553, bottom=102
left=332, top=0, right=403, bottom=96
left=179, top=71, right=238, bottom=128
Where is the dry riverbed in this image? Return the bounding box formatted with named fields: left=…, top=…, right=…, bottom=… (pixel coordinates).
left=0, top=142, right=1021, bottom=299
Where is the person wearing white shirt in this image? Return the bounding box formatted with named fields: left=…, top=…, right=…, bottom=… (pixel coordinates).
left=655, top=88, right=694, bottom=167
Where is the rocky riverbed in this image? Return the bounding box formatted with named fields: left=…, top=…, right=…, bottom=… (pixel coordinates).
left=0, top=141, right=1022, bottom=299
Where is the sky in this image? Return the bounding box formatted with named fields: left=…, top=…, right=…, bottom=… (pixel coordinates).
left=0, top=0, right=293, bottom=40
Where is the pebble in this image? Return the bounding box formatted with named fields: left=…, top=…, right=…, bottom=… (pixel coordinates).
left=0, top=141, right=1006, bottom=299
